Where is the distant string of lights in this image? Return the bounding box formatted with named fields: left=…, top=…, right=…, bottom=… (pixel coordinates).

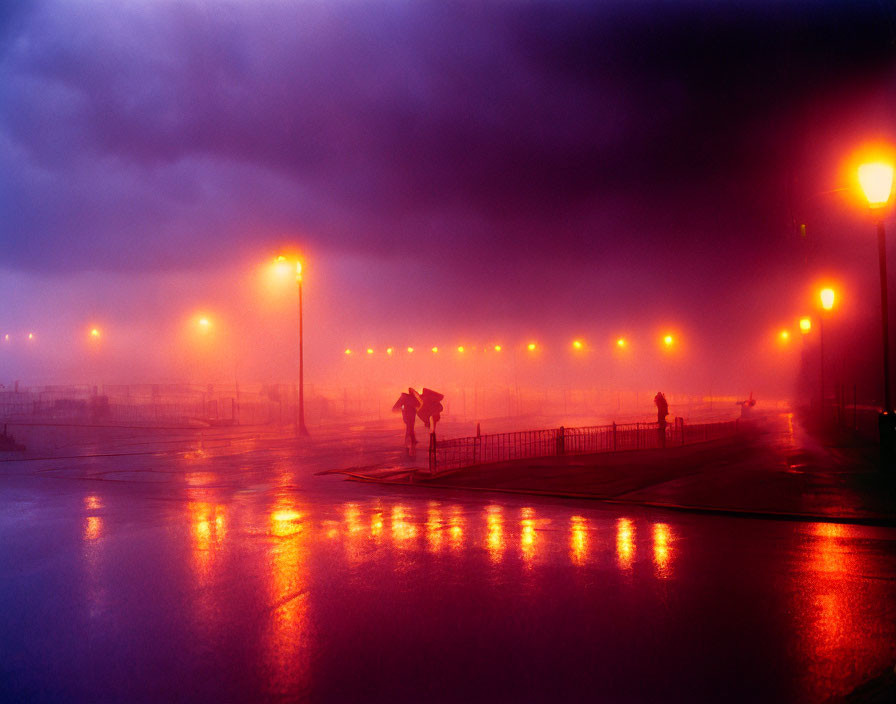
left=0, top=288, right=837, bottom=355
left=342, top=336, right=670, bottom=356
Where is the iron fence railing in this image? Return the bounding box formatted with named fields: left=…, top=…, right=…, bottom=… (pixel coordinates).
left=428, top=418, right=740, bottom=474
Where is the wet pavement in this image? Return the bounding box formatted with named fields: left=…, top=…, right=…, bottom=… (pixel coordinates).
left=2, top=426, right=895, bottom=702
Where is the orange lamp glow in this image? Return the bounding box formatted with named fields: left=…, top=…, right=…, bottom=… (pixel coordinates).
left=3, top=334, right=8, bottom=342
left=432, top=346, right=438, bottom=353
left=386, top=347, right=394, bottom=355
left=345, top=348, right=352, bottom=355
left=198, top=317, right=211, bottom=331
left=90, top=328, right=100, bottom=339
left=779, top=330, right=790, bottom=342
left=274, top=255, right=303, bottom=282
left=407, top=346, right=414, bottom=353
left=663, top=334, right=673, bottom=346
left=494, top=345, right=501, bottom=352
left=572, top=340, right=583, bottom=350
left=527, top=342, right=536, bottom=351
left=457, top=346, right=464, bottom=353
left=858, top=162, right=894, bottom=208
left=28, top=332, right=34, bottom=340
left=616, top=338, right=626, bottom=348
left=799, top=317, right=811, bottom=333
left=366, top=348, right=374, bottom=355
left=820, top=288, right=835, bottom=311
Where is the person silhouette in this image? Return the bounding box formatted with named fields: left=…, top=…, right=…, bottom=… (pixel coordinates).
left=654, top=391, right=669, bottom=448
left=414, top=388, right=445, bottom=436
left=392, top=389, right=421, bottom=457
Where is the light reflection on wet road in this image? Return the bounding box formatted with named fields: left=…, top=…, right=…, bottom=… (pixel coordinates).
left=1, top=465, right=895, bottom=702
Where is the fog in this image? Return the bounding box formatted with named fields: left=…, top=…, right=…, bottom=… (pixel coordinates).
left=2, top=1, right=895, bottom=426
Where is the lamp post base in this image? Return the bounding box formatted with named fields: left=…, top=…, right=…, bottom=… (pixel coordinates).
left=878, top=412, right=896, bottom=471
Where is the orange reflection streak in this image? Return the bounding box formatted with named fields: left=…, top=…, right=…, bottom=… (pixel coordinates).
left=370, top=508, right=384, bottom=541
left=391, top=505, right=417, bottom=546
left=266, top=500, right=311, bottom=697
left=426, top=503, right=443, bottom=552
left=271, top=508, right=304, bottom=538
left=344, top=503, right=362, bottom=533
left=82, top=495, right=106, bottom=619
left=83, top=494, right=103, bottom=542
left=84, top=515, right=102, bottom=542
left=570, top=515, right=587, bottom=565
left=796, top=522, right=870, bottom=699
left=448, top=505, right=464, bottom=550
left=189, top=501, right=227, bottom=580
left=342, top=502, right=364, bottom=562
left=616, top=517, right=635, bottom=570
left=653, top=523, right=673, bottom=577
left=486, top=505, right=505, bottom=563
left=520, top=507, right=537, bottom=563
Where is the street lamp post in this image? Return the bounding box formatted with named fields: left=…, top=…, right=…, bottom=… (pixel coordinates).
left=819, top=288, right=835, bottom=425
left=296, top=260, right=309, bottom=436
left=858, top=161, right=895, bottom=464
left=277, top=255, right=309, bottom=436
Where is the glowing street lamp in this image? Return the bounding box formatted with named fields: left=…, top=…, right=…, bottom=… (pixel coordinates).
left=779, top=330, right=790, bottom=342
left=457, top=346, right=465, bottom=353
left=663, top=334, right=674, bottom=347
left=90, top=328, right=100, bottom=339
left=274, top=255, right=309, bottom=436
left=818, top=288, right=837, bottom=419
left=407, top=346, right=414, bottom=353
left=858, top=159, right=895, bottom=457
left=345, top=348, right=352, bottom=355
left=493, top=345, right=501, bottom=352
left=527, top=342, right=536, bottom=351
left=799, top=317, right=811, bottom=334
left=616, top=338, right=626, bottom=348
left=572, top=340, right=583, bottom=350
left=858, top=162, right=894, bottom=209
left=27, top=332, right=34, bottom=341
left=432, top=346, right=438, bottom=354
left=859, top=161, right=894, bottom=416
left=366, top=348, right=374, bottom=355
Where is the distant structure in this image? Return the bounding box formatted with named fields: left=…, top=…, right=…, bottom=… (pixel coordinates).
left=737, top=392, right=756, bottom=418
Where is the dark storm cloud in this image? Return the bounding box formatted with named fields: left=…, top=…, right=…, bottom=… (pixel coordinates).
left=3, top=0, right=893, bottom=277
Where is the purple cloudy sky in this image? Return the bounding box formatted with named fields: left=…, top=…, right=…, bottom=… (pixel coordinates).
left=2, top=0, right=895, bottom=389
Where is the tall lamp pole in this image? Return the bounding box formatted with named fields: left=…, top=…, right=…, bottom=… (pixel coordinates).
left=296, top=259, right=309, bottom=436
left=819, top=288, right=835, bottom=425
left=858, top=161, right=894, bottom=463
left=277, top=255, right=310, bottom=436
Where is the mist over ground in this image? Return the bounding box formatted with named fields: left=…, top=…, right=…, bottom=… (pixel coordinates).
left=2, top=1, right=895, bottom=412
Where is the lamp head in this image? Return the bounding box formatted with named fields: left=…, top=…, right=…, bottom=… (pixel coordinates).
left=858, top=162, right=894, bottom=209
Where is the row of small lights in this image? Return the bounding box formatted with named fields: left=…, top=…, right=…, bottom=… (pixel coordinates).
left=344, top=336, right=676, bottom=356
left=3, top=328, right=102, bottom=343
left=2, top=290, right=831, bottom=351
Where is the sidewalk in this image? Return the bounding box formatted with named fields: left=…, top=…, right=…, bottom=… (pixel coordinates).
left=346, top=412, right=896, bottom=525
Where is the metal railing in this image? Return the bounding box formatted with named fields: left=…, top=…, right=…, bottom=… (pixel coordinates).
left=428, top=418, right=740, bottom=474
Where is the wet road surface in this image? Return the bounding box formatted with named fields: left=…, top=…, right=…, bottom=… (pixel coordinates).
left=1, top=429, right=895, bottom=702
